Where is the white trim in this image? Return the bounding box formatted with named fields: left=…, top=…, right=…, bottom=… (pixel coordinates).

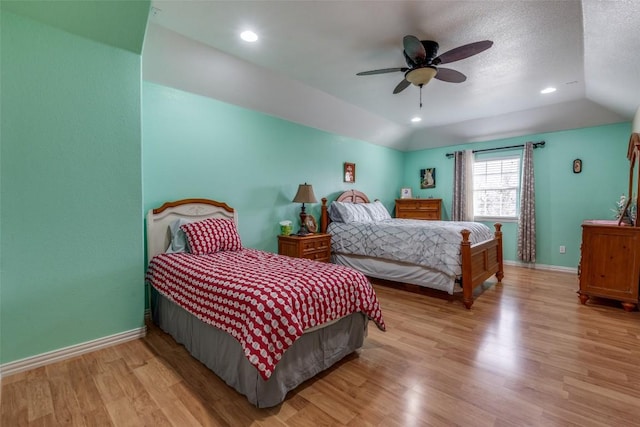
left=504, top=260, right=578, bottom=274
left=474, top=215, right=520, bottom=223
left=475, top=217, right=518, bottom=223
left=0, top=326, right=146, bottom=378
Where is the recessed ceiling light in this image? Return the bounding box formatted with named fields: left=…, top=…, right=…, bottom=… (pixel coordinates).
left=540, top=87, right=556, bottom=94
left=240, top=30, right=258, bottom=42
left=411, top=117, right=422, bottom=123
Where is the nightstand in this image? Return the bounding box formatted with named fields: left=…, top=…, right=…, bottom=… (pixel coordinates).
left=278, top=233, right=331, bottom=263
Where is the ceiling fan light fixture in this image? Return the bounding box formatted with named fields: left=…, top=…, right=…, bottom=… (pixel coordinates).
left=405, top=66, right=437, bottom=86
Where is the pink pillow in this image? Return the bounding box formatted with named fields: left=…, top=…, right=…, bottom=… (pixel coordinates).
left=180, top=218, right=242, bottom=255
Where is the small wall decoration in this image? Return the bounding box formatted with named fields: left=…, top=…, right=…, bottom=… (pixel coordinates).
left=573, top=158, right=582, bottom=174
left=400, top=187, right=413, bottom=199
left=344, top=162, right=356, bottom=183
left=420, top=168, right=436, bottom=188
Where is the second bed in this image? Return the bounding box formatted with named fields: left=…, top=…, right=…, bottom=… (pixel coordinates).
left=320, top=190, right=504, bottom=308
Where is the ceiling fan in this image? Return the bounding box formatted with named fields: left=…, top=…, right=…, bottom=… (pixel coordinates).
left=357, top=36, right=493, bottom=107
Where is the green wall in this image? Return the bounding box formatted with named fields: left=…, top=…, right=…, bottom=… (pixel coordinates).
left=142, top=82, right=405, bottom=253
left=403, top=122, right=630, bottom=268
left=1, top=10, right=145, bottom=363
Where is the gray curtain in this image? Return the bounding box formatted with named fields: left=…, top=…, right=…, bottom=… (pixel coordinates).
left=518, top=142, right=536, bottom=262
left=452, top=150, right=473, bottom=221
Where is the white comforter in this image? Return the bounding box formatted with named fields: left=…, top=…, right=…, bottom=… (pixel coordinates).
left=328, top=219, right=495, bottom=278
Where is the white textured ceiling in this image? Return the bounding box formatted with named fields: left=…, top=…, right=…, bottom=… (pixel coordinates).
left=143, top=0, right=639, bottom=151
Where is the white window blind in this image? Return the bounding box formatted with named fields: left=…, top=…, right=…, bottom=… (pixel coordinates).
left=473, top=156, right=520, bottom=219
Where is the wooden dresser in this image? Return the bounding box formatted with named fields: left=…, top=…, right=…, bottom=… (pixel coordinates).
left=578, top=220, right=640, bottom=311
left=395, top=198, right=442, bottom=220
left=278, top=233, right=331, bottom=263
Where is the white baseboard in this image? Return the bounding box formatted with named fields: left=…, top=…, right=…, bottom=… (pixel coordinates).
left=504, top=260, right=578, bottom=274
left=0, top=326, right=147, bottom=378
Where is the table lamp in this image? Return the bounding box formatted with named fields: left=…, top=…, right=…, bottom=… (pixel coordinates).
left=292, top=183, right=318, bottom=235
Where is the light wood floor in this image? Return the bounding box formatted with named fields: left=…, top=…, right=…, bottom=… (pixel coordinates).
left=3, top=265, right=640, bottom=426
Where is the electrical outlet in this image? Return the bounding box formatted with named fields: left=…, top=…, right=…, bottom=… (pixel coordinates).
left=559, top=245, right=566, bottom=254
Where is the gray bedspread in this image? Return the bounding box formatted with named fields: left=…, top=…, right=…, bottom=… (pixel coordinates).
left=328, top=219, right=494, bottom=278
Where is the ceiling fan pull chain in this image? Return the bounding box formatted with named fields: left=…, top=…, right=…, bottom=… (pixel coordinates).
left=419, top=84, right=423, bottom=108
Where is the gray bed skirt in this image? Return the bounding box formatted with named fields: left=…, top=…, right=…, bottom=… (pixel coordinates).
left=151, top=289, right=368, bottom=408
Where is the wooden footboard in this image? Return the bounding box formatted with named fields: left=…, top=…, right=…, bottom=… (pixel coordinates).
left=460, top=224, right=503, bottom=309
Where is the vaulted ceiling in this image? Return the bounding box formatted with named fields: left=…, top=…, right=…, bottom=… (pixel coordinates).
left=143, top=0, right=640, bottom=151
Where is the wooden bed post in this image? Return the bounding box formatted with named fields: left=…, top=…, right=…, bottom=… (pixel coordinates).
left=320, top=198, right=328, bottom=233
left=460, top=229, right=473, bottom=309
left=494, top=223, right=504, bottom=283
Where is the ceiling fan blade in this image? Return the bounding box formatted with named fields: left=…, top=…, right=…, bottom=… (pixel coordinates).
left=434, top=40, right=493, bottom=65
left=403, top=35, right=426, bottom=65
left=393, top=79, right=411, bottom=94
left=434, top=67, right=467, bottom=83
left=356, top=67, right=408, bottom=76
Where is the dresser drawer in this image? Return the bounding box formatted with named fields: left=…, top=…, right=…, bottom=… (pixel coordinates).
left=396, top=200, right=420, bottom=210
left=395, top=198, right=442, bottom=220
left=305, top=250, right=330, bottom=262
left=278, top=233, right=331, bottom=262
left=301, top=238, right=330, bottom=255
left=398, top=209, right=440, bottom=220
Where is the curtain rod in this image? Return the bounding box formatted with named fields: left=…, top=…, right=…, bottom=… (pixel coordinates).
left=445, top=141, right=545, bottom=158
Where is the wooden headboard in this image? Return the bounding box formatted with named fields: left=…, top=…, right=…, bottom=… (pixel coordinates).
left=335, top=189, right=370, bottom=204
left=146, top=198, right=237, bottom=262
left=320, top=190, right=371, bottom=233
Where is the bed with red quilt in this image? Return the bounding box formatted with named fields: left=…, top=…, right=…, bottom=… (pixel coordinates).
left=145, top=198, right=385, bottom=408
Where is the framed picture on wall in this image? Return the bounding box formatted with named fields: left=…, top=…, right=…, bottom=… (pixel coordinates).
left=573, top=158, right=582, bottom=174
left=400, top=187, right=412, bottom=199
left=420, top=168, right=436, bottom=189
left=344, top=162, right=356, bottom=183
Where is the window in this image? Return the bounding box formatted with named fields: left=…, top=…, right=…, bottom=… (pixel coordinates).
left=473, top=156, right=520, bottom=219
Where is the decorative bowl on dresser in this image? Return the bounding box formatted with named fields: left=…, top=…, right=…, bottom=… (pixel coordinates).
left=395, top=198, right=442, bottom=220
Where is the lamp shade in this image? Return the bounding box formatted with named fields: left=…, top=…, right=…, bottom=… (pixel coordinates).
left=292, top=183, right=318, bottom=204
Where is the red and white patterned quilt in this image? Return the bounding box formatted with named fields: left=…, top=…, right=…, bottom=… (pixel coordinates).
left=145, top=248, right=386, bottom=380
